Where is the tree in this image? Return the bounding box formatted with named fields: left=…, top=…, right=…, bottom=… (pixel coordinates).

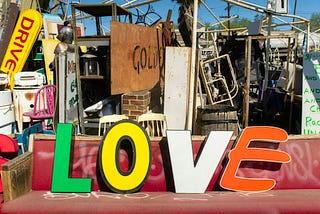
left=229, top=17, right=250, bottom=29
left=296, top=12, right=320, bottom=32
left=310, top=12, right=320, bottom=32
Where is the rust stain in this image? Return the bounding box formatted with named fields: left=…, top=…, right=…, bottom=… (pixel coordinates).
left=25, top=93, right=35, bottom=100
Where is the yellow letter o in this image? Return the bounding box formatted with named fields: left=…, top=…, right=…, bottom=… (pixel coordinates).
left=98, top=120, right=151, bottom=193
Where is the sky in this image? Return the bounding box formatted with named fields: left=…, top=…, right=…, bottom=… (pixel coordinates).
left=77, top=0, right=317, bottom=34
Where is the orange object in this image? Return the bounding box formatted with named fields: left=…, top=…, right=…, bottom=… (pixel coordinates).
left=220, top=126, right=291, bottom=192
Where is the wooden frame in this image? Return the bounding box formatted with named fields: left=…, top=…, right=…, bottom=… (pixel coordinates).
left=242, top=34, right=298, bottom=130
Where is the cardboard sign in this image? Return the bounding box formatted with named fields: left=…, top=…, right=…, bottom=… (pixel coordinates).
left=110, top=22, right=164, bottom=94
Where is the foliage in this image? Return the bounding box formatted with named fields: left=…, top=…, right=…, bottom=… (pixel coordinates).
left=296, top=12, right=320, bottom=32
left=210, top=17, right=251, bottom=30
left=309, top=12, right=320, bottom=32
left=229, top=17, right=250, bottom=29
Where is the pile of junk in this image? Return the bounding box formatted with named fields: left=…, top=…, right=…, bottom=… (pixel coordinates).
left=195, top=33, right=302, bottom=136
left=0, top=71, right=53, bottom=154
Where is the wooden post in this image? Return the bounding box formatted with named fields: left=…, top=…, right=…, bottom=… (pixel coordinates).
left=243, top=36, right=252, bottom=128
left=186, top=0, right=199, bottom=131
left=288, top=35, right=298, bottom=133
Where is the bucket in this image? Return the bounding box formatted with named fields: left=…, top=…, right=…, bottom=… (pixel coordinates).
left=196, top=104, right=239, bottom=136
left=0, top=90, right=15, bottom=134
left=0, top=89, right=12, bottom=106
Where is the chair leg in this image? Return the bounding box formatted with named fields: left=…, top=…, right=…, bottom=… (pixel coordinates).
left=18, top=143, right=25, bottom=154
left=42, top=120, right=46, bottom=130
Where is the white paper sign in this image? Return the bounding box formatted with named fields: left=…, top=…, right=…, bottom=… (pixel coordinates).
left=302, top=52, right=320, bottom=134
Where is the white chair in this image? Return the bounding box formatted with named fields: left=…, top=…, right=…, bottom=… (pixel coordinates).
left=138, top=113, right=167, bottom=137
left=98, top=114, right=128, bottom=136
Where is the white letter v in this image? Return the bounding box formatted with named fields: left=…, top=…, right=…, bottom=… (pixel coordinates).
left=167, top=130, right=232, bottom=193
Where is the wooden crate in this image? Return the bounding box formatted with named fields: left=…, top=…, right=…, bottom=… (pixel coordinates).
left=2, top=151, right=33, bottom=202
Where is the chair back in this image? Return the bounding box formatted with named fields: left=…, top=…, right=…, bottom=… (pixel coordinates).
left=98, top=114, right=129, bottom=136
left=33, top=85, right=56, bottom=118
left=138, top=113, right=167, bottom=137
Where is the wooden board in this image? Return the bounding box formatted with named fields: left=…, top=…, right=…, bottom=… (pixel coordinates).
left=42, top=39, right=60, bottom=85
left=164, top=47, right=191, bottom=129
left=110, top=22, right=164, bottom=95
left=0, top=3, right=19, bottom=64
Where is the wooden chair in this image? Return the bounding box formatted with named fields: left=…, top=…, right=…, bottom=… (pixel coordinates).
left=138, top=113, right=167, bottom=137
left=98, top=114, right=129, bottom=136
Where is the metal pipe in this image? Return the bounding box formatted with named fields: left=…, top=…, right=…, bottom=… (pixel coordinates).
left=201, top=1, right=228, bottom=30
left=121, top=0, right=138, bottom=7
left=222, top=0, right=309, bottom=22
left=222, top=0, right=265, bottom=13
left=102, top=0, right=114, bottom=4
left=262, top=20, right=305, bottom=28
left=272, top=16, right=309, bottom=34
left=125, top=0, right=160, bottom=9
left=211, top=15, right=238, bottom=27
left=124, top=0, right=158, bottom=24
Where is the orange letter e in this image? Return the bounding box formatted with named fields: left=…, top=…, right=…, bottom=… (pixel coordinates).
left=220, top=126, right=291, bottom=192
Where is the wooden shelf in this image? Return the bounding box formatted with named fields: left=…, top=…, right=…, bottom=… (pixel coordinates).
left=77, top=37, right=110, bottom=46
left=80, top=75, right=105, bottom=80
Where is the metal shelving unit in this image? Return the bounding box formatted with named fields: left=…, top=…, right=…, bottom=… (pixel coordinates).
left=71, top=3, right=132, bottom=133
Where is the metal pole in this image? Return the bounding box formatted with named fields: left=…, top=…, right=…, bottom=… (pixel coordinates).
left=293, top=0, right=297, bottom=19
left=186, top=0, right=198, bottom=131
left=227, top=3, right=230, bottom=37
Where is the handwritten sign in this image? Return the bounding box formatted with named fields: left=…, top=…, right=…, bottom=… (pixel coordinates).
left=302, top=52, right=320, bottom=134
left=110, top=22, right=164, bottom=95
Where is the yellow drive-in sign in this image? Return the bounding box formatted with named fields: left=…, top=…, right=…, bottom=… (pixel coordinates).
left=0, top=9, right=42, bottom=89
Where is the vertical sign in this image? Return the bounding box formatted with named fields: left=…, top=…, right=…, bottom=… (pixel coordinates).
left=56, top=52, right=78, bottom=124
left=0, top=9, right=42, bottom=89
left=66, top=53, right=78, bottom=123
left=302, top=52, right=320, bottom=134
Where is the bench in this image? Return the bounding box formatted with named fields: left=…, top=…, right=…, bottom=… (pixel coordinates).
left=1, top=133, right=320, bottom=213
